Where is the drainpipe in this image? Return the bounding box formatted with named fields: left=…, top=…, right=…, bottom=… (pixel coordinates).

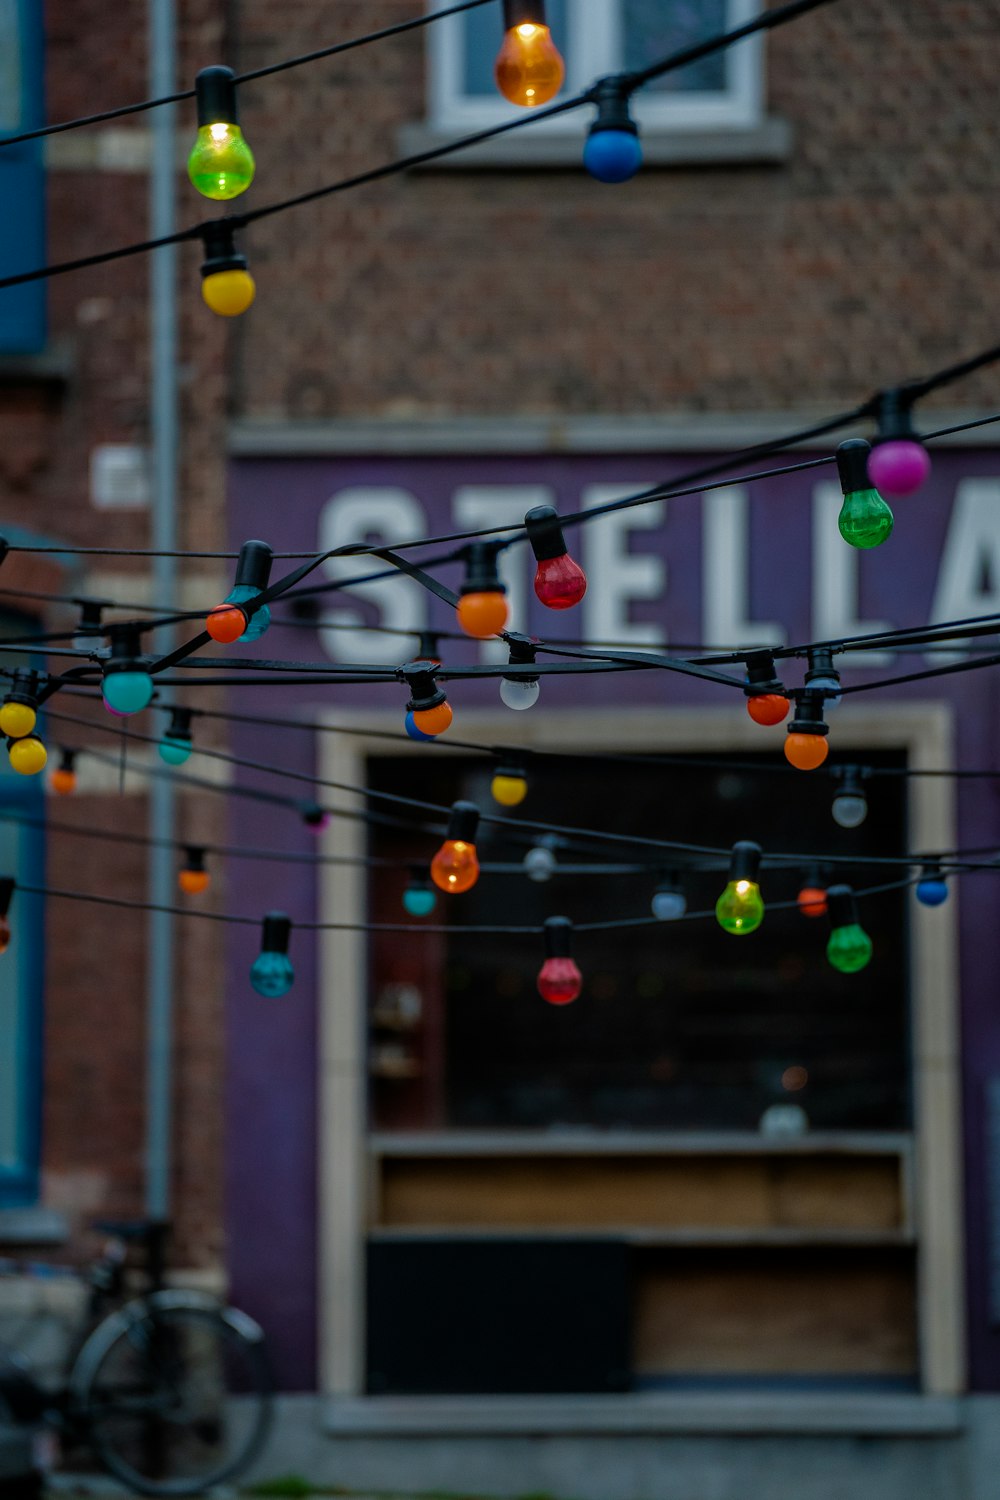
left=145, top=0, right=178, bottom=1221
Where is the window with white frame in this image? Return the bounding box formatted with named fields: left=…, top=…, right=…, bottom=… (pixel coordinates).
left=429, top=0, right=764, bottom=134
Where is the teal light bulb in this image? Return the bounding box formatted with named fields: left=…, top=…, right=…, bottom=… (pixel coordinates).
left=187, top=123, right=255, bottom=201
left=715, top=879, right=765, bottom=935
left=103, top=671, right=154, bottom=715
left=225, top=584, right=271, bottom=642
left=403, top=885, right=437, bottom=918
left=250, top=951, right=294, bottom=997
left=837, top=488, right=894, bottom=549
left=826, top=923, right=873, bottom=973
left=159, top=735, right=192, bottom=766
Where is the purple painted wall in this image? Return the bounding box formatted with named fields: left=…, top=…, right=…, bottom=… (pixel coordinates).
left=225, top=447, right=1000, bottom=1391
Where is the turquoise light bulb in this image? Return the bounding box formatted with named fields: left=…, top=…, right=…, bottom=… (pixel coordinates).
left=837, top=488, right=894, bottom=549
left=103, top=671, right=154, bottom=715
left=403, top=885, right=437, bottom=918
left=250, top=951, right=295, bottom=997
left=226, top=584, right=271, bottom=642
left=826, top=923, right=873, bottom=973
left=159, top=735, right=192, bottom=766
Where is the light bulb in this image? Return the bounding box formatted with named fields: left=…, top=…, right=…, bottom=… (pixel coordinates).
left=300, top=802, right=330, bottom=833
left=537, top=916, right=581, bottom=1005
left=495, top=12, right=564, bottom=108
left=431, top=802, right=481, bottom=894
left=212, top=541, right=273, bottom=641
left=223, top=585, right=271, bottom=642
left=836, top=439, right=893, bottom=550
left=916, top=864, right=948, bottom=907
left=797, top=885, right=828, bottom=918
left=583, top=79, right=642, bottom=184
left=716, top=841, right=764, bottom=935
left=525, top=505, right=587, bottom=609
left=825, top=884, right=873, bottom=973
left=746, top=694, right=789, bottom=727
left=251, top=912, right=295, bottom=996
left=102, top=671, right=154, bottom=716
left=404, top=711, right=436, bottom=742
left=160, top=734, right=193, bottom=766
left=206, top=604, right=249, bottom=644
left=868, top=440, right=930, bottom=499
left=524, top=844, right=556, bottom=882
left=832, top=792, right=867, bottom=828
left=491, top=768, right=528, bottom=807
left=0, top=700, right=36, bottom=739
left=51, top=767, right=77, bottom=796
left=403, top=880, right=437, bottom=917
left=187, top=67, right=255, bottom=200
left=651, top=884, right=686, bottom=921
left=412, top=701, right=453, bottom=736
left=785, top=732, right=829, bottom=771
left=456, top=544, right=509, bottom=638
left=178, top=849, right=210, bottom=895
left=405, top=667, right=453, bottom=737
left=500, top=676, right=540, bottom=710
left=9, top=737, right=46, bottom=777
left=202, top=268, right=256, bottom=316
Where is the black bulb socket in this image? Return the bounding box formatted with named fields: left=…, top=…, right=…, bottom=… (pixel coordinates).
left=836, top=439, right=874, bottom=496
left=446, top=801, right=480, bottom=845
left=233, top=540, right=273, bottom=592
left=525, top=505, right=570, bottom=562
left=260, top=911, right=292, bottom=955
left=504, top=632, right=539, bottom=683
left=414, top=631, right=442, bottom=665
left=300, top=801, right=326, bottom=828
left=788, top=691, right=829, bottom=737
left=57, top=748, right=77, bottom=774
left=589, top=77, right=638, bottom=137
left=105, top=624, right=146, bottom=674
left=0, top=877, right=15, bottom=920
left=4, top=669, right=39, bottom=710
left=404, top=665, right=447, bottom=714
left=460, top=543, right=506, bottom=598
left=200, top=221, right=248, bottom=280
left=874, top=388, right=918, bottom=445
left=743, top=650, right=783, bottom=697
left=165, top=706, right=193, bottom=740
left=544, top=914, right=573, bottom=958
left=195, top=65, right=240, bottom=127
left=728, top=841, right=762, bottom=884
left=826, top=884, right=859, bottom=930
left=503, top=0, right=548, bottom=28
left=183, top=846, right=207, bottom=874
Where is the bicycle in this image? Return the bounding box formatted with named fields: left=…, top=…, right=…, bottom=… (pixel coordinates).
left=0, top=1218, right=273, bottom=1496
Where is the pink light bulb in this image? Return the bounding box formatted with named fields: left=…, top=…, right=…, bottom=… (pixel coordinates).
left=867, top=440, right=931, bottom=498
left=534, top=554, right=588, bottom=610
left=537, top=956, right=582, bottom=1006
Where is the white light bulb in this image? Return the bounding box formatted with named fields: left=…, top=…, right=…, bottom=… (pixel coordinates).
left=499, top=677, right=540, bottom=711
left=832, top=792, right=867, bottom=829
left=523, top=846, right=556, bottom=882
left=651, top=888, right=687, bottom=921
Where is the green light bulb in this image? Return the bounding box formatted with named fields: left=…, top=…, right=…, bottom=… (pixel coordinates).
left=187, top=122, right=255, bottom=201
left=837, top=487, right=894, bottom=549
left=826, top=923, right=873, bottom=973
left=715, top=879, right=765, bottom=935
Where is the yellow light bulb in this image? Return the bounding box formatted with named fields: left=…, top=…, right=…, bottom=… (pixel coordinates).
left=491, top=772, right=527, bottom=808
left=495, top=22, right=564, bottom=107
left=0, top=701, right=36, bottom=739
left=202, top=269, right=256, bottom=317
left=9, top=736, right=47, bottom=777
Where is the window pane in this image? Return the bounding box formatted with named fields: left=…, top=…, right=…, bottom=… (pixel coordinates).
left=624, top=0, right=729, bottom=94
left=462, top=0, right=568, bottom=97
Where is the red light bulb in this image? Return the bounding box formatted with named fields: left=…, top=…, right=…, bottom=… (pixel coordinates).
left=747, top=694, right=789, bottom=727
left=525, top=505, right=587, bottom=611
left=537, top=956, right=582, bottom=1005
left=206, top=604, right=247, bottom=644
left=798, top=885, right=828, bottom=918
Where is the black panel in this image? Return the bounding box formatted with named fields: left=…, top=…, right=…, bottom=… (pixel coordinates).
left=366, top=1238, right=631, bottom=1394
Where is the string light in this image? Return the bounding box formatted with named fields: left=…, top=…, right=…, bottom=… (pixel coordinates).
left=207, top=539, right=273, bottom=641
left=583, top=77, right=642, bottom=183
left=831, top=766, right=868, bottom=828
left=494, top=0, right=564, bottom=108
left=524, top=837, right=558, bottom=882
left=784, top=691, right=830, bottom=771
left=178, top=846, right=210, bottom=895
left=868, top=389, right=931, bottom=499
left=524, top=504, right=588, bottom=609
left=102, top=624, right=153, bottom=716
left=159, top=707, right=194, bottom=765
left=916, top=860, right=949, bottom=907
left=250, top=911, right=295, bottom=996
left=825, top=884, right=873, bottom=972
left=797, top=865, right=828, bottom=918
left=404, top=665, right=453, bottom=737
left=50, top=749, right=77, bottom=796
left=651, top=873, right=686, bottom=921
left=199, top=221, right=256, bottom=318
left=456, top=543, right=509, bottom=639
left=430, top=801, right=481, bottom=894
left=491, top=763, right=528, bottom=807
left=537, top=915, right=582, bottom=1005
left=0, top=672, right=38, bottom=739
left=744, top=651, right=789, bottom=726
left=835, top=438, right=894, bottom=550
left=402, top=869, right=437, bottom=917
left=500, top=635, right=540, bottom=710
left=187, top=66, right=255, bottom=200
left=716, top=841, right=764, bottom=935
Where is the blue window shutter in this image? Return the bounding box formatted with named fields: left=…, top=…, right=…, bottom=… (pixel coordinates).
left=0, top=0, right=46, bottom=353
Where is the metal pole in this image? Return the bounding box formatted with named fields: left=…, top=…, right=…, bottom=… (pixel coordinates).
left=146, top=0, right=179, bottom=1220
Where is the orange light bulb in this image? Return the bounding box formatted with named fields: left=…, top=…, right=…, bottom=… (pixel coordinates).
left=798, top=886, right=828, bottom=918
left=413, top=701, right=453, bottom=736
left=51, top=768, right=77, bottom=796
left=456, top=591, right=510, bottom=639
left=495, top=22, right=564, bottom=107
left=178, top=867, right=211, bottom=895
left=431, top=839, right=480, bottom=894
left=206, top=604, right=247, bottom=644
left=784, top=732, right=830, bottom=771
left=747, top=694, right=789, bottom=727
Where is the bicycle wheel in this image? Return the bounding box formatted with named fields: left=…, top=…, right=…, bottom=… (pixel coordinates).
left=68, top=1291, right=272, bottom=1497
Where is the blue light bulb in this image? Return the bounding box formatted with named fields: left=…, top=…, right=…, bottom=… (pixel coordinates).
left=583, top=129, right=643, bottom=184
left=404, top=711, right=436, bottom=742
left=159, top=734, right=192, bottom=766
left=403, top=884, right=437, bottom=918
left=225, top=584, right=271, bottom=642
left=916, top=878, right=949, bottom=907
left=250, top=951, right=295, bottom=997
left=103, top=671, right=154, bottom=715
